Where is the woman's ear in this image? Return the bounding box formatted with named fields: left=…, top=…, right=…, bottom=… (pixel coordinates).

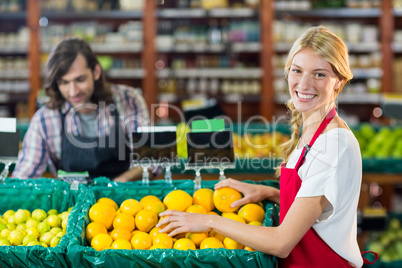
left=334, top=79, right=343, bottom=92
left=93, top=64, right=102, bottom=80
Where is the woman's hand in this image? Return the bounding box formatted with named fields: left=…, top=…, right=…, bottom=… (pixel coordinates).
left=157, top=210, right=215, bottom=237
left=215, top=178, right=280, bottom=207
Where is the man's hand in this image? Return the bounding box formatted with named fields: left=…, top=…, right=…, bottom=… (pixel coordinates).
left=114, top=166, right=142, bottom=182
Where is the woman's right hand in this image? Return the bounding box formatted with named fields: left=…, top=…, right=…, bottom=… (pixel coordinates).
left=214, top=178, right=280, bottom=208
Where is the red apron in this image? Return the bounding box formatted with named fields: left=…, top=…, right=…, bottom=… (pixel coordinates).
left=279, top=107, right=376, bottom=268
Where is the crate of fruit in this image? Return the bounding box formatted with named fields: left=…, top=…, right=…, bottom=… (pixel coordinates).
left=0, top=178, right=84, bottom=268
left=66, top=178, right=279, bottom=267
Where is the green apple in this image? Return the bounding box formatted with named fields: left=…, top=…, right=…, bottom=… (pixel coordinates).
left=37, top=222, right=50, bottom=235
left=46, top=215, right=61, bottom=228
left=27, top=241, right=41, bottom=246
left=0, top=223, right=7, bottom=232
left=47, top=209, right=59, bottom=216
left=0, top=238, right=10, bottom=246
left=6, top=223, right=15, bottom=230
left=16, top=223, right=26, bottom=231
left=32, top=209, right=47, bottom=222
left=2, top=210, right=15, bottom=221
left=39, top=232, right=54, bottom=246
left=26, top=219, right=39, bottom=228
left=14, top=209, right=28, bottom=224
left=50, top=227, right=62, bottom=235
left=25, top=227, right=39, bottom=238
left=7, top=215, right=15, bottom=224
left=8, top=230, right=24, bottom=245
left=389, top=218, right=401, bottom=230
left=22, top=234, right=38, bottom=246
left=0, top=229, right=11, bottom=239
left=50, top=236, right=61, bottom=247
left=61, top=218, right=68, bottom=230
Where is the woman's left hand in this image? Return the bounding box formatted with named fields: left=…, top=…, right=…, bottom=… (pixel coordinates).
left=156, top=210, right=213, bottom=237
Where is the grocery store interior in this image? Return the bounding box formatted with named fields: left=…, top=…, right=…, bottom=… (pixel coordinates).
left=0, top=0, right=402, bottom=266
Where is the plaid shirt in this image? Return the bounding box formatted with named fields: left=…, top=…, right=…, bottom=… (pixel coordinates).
left=12, top=84, right=150, bottom=179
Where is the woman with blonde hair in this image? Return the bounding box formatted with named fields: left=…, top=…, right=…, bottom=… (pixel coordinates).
left=158, top=26, right=376, bottom=267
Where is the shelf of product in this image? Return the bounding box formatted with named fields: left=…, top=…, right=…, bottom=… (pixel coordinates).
left=41, top=10, right=143, bottom=19
left=0, top=18, right=30, bottom=118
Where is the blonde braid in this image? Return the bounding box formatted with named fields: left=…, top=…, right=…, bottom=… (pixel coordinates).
left=275, top=100, right=302, bottom=177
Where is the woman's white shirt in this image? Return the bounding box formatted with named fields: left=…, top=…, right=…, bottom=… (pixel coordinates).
left=286, top=128, right=363, bottom=268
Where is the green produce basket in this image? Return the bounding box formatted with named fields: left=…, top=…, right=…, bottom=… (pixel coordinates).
left=364, top=214, right=402, bottom=268
left=66, top=178, right=279, bottom=268
left=0, top=178, right=85, bottom=268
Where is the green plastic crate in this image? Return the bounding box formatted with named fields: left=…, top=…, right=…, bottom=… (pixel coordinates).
left=0, top=178, right=84, bottom=268
left=66, top=178, right=279, bottom=267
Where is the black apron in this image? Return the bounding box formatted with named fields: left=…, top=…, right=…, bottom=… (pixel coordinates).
left=59, top=105, right=130, bottom=180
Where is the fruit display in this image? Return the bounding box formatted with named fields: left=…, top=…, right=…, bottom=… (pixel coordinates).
left=0, top=207, right=71, bottom=247
left=366, top=217, right=402, bottom=263
left=85, top=187, right=266, bottom=251
left=233, top=132, right=290, bottom=159
left=353, top=124, right=402, bottom=159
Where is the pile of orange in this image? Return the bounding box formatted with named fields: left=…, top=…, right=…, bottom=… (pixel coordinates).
left=86, top=187, right=266, bottom=251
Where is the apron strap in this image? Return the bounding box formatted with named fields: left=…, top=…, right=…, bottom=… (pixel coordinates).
left=361, top=251, right=379, bottom=265
left=295, top=107, right=337, bottom=171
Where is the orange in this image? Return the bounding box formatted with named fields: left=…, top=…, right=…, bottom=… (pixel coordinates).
left=85, top=222, right=108, bottom=243
left=222, top=212, right=246, bottom=224
left=149, top=226, right=162, bottom=238
left=91, top=233, right=113, bottom=251
left=131, top=230, right=141, bottom=237
left=157, top=216, right=168, bottom=229
left=135, top=209, right=158, bottom=232
left=131, top=231, right=152, bottom=249
left=140, top=195, right=166, bottom=215
left=249, top=221, right=262, bottom=226
left=213, top=188, right=242, bottom=213
left=97, top=197, right=118, bottom=211
left=238, top=203, right=265, bottom=223
left=244, top=246, right=255, bottom=251
left=88, top=203, right=116, bottom=230
left=185, top=205, right=207, bottom=214
left=116, top=209, right=121, bottom=216
left=110, top=227, right=132, bottom=241
left=209, top=230, right=225, bottom=242
left=113, top=213, right=135, bottom=232
left=153, top=233, right=173, bottom=249
left=163, top=190, right=192, bottom=212
left=173, top=238, right=196, bottom=250
left=111, top=239, right=132, bottom=250
left=200, top=237, right=224, bottom=249
left=119, top=199, right=143, bottom=217
left=223, top=237, right=244, bottom=250
left=193, top=188, right=215, bottom=212
left=185, top=232, right=208, bottom=247
left=207, top=211, right=219, bottom=216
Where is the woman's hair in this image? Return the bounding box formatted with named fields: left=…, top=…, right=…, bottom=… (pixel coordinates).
left=44, top=38, right=113, bottom=109
left=276, top=26, right=353, bottom=176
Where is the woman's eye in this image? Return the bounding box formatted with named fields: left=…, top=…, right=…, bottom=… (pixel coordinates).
left=292, top=69, right=301, bottom=74
left=315, top=73, right=325, bottom=78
